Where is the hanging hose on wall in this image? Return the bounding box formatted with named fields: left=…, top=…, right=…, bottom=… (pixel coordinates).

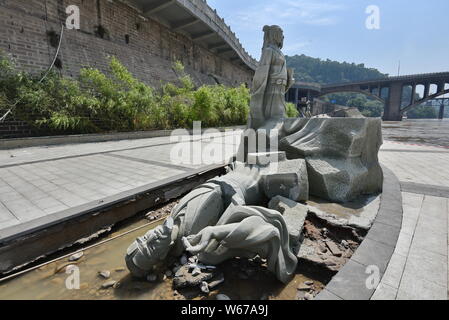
left=0, top=23, right=65, bottom=123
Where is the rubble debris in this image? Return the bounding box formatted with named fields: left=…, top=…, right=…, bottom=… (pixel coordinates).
left=173, top=265, right=215, bottom=289
left=200, top=281, right=210, bottom=294
left=207, top=273, right=225, bottom=290
left=68, top=251, right=84, bottom=262
left=98, top=270, right=111, bottom=279
left=101, top=280, right=117, bottom=289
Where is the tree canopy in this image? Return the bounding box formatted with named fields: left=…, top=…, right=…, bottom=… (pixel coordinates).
left=285, top=54, right=388, bottom=84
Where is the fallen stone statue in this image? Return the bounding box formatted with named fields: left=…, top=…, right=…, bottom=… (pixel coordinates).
left=126, top=156, right=307, bottom=284
left=125, top=25, right=383, bottom=285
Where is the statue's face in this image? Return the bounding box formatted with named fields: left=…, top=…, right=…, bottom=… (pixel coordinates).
left=126, top=218, right=174, bottom=277
left=278, top=32, right=284, bottom=49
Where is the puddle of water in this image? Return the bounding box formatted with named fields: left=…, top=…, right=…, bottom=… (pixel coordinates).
left=0, top=217, right=326, bottom=300
left=307, top=194, right=379, bottom=220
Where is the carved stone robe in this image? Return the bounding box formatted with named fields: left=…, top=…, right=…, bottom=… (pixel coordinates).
left=248, top=44, right=289, bottom=130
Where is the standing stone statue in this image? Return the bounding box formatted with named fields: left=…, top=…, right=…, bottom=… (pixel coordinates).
left=248, top=25, right=294, bottom=130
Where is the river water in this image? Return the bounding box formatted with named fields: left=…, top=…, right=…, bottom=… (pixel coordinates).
left=382, top=119, right=449, bottom=148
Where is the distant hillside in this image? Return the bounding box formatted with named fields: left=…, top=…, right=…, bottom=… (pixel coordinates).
left=285, top=54, right=388, bottom=84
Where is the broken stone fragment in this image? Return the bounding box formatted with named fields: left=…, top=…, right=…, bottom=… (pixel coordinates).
left=268, top=196, right=308, bottom=253
left=304, top=293, right=314, bottom=300
left=216, top=294, right=231, bottom=300
left=98, top=270, right=111, bottom=279
left=261, top=158, right=309, bottom=202
left=208, top=273, right=225, bottom=289
left=173, top=265, right=215, bottom=289
left=192, top=267, right=201, bottom=277
left=297, top=283, right=312, bottom=291
left=325, top=241, right=343, bottom=257
left=101, top=280, right=117, bottom=289
left=200, top=281, right=210, bottom=294
left=297, top=238, right=347, bottom=272
left=68, top=251, right=84, bottom=262
left=247, top=151, right=286, bottom=166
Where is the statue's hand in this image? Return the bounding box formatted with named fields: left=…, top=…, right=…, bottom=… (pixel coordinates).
left=183, top=227, right=214, bottom=254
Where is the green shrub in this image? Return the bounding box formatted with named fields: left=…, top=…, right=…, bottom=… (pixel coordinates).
left=285, top=102, right=299, bottom=118
left=0, top=54, right=251, bottom=135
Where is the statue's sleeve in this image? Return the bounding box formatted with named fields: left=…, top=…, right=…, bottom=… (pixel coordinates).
left=248, top=48, right=274, bottom=128
left=251, top=48, right=273, bottom=95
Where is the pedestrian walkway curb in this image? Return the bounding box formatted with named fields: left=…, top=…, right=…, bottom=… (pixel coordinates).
left=315, top=165, right=403, bottom=300
left=0, top=164, right=226, bottom=275
left=0, top=126, right=246, bottom=150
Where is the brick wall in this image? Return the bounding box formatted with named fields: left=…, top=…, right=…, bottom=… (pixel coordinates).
left=0, top=0, right=254, bottom=138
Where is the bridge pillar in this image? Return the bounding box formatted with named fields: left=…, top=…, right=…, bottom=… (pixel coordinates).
left=383, top=82, right=403, bottom=121
left=439, top=104, right=445, bottom=120
left=294, top=88, right=299, bottom=106
left=424, top=82, right=430, bottom=98
left=411, top=84, right=416, bottom=104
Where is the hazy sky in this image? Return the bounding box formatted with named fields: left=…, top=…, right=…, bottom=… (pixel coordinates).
left=207, top=0, right=449, bottom=76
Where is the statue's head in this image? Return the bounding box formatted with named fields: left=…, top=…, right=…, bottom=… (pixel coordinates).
left=125, top=217, right=174, bottom=278
left=263, top=25, right=284, bottom=49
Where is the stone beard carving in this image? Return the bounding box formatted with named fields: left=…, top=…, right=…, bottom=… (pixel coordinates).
left=248, top=25, right=294, bottom=130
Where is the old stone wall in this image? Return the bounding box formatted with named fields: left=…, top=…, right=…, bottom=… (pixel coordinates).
left=0, top=0, right=254, bottom=137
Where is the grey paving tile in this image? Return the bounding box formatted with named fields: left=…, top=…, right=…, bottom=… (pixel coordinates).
left=381, top=252, right=407, bottom=289
left=393, top=231, right=413, bottom=257
left=397, top=272, right=447, bottom=300
left=313, top=289, right=343, bottom=300
left=412, top=222, right=447, bottom=256
left=43, top=204, right=70, bottom=214
left=366, top=222, right=401, bottom=247
left=404, top=245, right=447, bottom=286
left=32, top=197, right=65, bottom=210
left=400, top=216, right=418, bottom=236
left=0, top=202, right=17, bottom=222
left=371, top=282, right=398, bottom=300
left=325, top=260, right=377, bottom=300
left=421, top=196, right=448, bottom=222
left=351, top=238, right=395, bottom=274
left=416, top=215, right=447, bottom=236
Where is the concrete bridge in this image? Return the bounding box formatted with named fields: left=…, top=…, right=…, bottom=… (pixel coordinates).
left=320, top=72, right=449, bottom=121
left=128, top=0, right=257, bottom=71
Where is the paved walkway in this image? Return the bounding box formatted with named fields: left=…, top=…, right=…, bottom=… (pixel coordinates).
left=0, top=131, right=240, bottom=235
left=1, top=133, right=448, bottom=300
left=372, top=140, right=449, bottom=300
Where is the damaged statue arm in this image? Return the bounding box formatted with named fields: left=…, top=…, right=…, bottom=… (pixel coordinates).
left=182, top=224, right=240, bottom=254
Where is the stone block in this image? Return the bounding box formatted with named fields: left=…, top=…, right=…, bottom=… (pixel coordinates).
left=280, top=118, right=383, bottom=202
left=261, top=158, right=309, bottom=202
left=268, top=196, right=308, bottom=250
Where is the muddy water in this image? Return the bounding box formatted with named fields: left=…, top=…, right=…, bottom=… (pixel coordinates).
left=0, top=215, right=326, bottom=300
left=0, top=187, right=375, bottom=301
left=382, top=119, right=449, bottom=148
left=308, top=194, right=379, bottom=220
